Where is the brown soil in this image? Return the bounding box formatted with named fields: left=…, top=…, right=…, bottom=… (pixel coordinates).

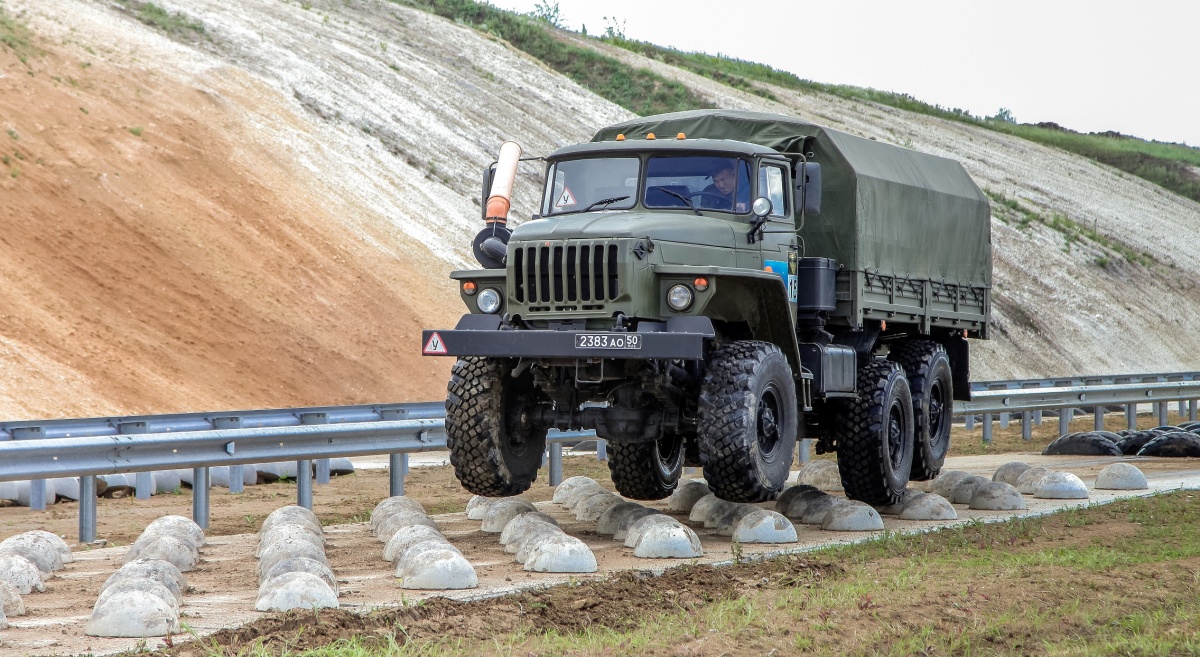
left=0, top=28, right=454, bottom=420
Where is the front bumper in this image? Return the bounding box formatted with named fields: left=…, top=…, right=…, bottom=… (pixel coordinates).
left=421, top=315, right=714, bottom=360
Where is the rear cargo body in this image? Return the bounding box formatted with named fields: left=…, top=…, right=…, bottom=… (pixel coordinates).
left=593, top=110, right=992, bottom=338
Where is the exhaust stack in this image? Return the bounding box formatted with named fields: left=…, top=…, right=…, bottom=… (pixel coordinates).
left=485, top=141, right=523, bottom=224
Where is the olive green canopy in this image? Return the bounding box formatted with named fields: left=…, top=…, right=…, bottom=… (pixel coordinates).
left=594, top=110, right=992, bottom=286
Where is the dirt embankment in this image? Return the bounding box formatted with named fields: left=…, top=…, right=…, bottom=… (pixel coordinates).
left=0, top=0, right=627, bottom=419
left=2, top=0, right=1198, bottom=422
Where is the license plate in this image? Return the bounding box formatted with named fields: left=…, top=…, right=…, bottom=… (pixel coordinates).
left=575, top=333, right=642, bottom=350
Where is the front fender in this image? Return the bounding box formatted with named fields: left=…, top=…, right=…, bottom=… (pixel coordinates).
left=652, top=265, right=800, bottom=375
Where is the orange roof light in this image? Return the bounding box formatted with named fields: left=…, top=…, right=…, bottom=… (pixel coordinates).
left=881, top=320, right=888, bottom=331
left=616, top=133, right=626, bottom=141
left=646, top=133, right=656, bottom=140
left=462, top=281, right=478, bottom=296
left=693, top=276, right=709, bottom=291
left=676, top=132, right=686, bottom=140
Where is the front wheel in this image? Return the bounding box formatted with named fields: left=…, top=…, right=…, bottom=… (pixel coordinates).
left=445, top=357, right=548, bottom=496
left=835, top=359, right=914, bottom=505
left=698, top=341, right=798, bottom=502
left=606, top=432, right=685, bottom=500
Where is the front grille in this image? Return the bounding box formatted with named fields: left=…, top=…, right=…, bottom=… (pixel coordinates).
left=512, top=242, right=620, bottom=305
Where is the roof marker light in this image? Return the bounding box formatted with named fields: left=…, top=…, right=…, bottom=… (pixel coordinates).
left=616, top=133, right=626, bottom=141
left=646, top=133, right=656, bottom=140
left=676, top=133, right=686, bottom=140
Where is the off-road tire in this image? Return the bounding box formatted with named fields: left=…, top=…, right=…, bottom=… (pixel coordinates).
left=835, top=359, right=915, bottom=506
left=1042, top=432, right=1122, bottom=456
left=445, top=357, right=548, bottom=496
left=606, top=433, right=685, bottom=500
left=697, top=341, right=798, bottom=503
left=1137, top=431, right=1200, bottom=457
left=887, top=340, right=952, bottom=481
left=1116, top=430, right=1162, bottom=455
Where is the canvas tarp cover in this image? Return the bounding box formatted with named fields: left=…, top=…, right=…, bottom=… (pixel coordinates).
left=593, top=110, right=992, bottom=286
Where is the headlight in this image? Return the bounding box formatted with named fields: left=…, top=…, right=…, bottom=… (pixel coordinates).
left=477, top=288, right=502, bottom=314
left=666, top=284, right=694, bottom=311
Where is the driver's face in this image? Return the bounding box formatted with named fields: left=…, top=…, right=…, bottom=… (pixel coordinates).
left=713, top=168, right=736, bottom=195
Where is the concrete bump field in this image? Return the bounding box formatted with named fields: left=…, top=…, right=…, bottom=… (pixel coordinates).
left=256, top=571, right=339, bottom=611
left=666, top=481, right=711, bottom=513
left=481, top=499, right=537, bottom=533
left=821, top=502, right=885, bottom=531
left=1095, top=463, right=1149, bottom=490
left=523, top=534, right=598, bottom=573
left=733, top=509, right=798, bottom=544
left=969, top=481, right=1027, bottom=511
left=1034, top=471, right=1090, bottom=499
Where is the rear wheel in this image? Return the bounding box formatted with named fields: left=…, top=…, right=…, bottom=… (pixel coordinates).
left=697, top=341, right=797, bottom=502
left=606, top=432, right=685, bottom=500
left=888, top=340, right=952, bottom=481
left=445, top=357, right=548, bottom=496
left=835, top=359, right=914, bottom=505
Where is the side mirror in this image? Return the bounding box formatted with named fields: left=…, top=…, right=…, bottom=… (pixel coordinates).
left=796, top=162, right=822, bottom=216
left=752, top=197, right=773, bottom=218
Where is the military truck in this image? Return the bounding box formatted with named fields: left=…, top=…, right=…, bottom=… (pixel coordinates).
left=421, top=110, right=991, bottom=506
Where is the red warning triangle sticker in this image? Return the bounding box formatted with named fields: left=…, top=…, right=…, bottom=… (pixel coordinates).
left=423, top=332, right=448, bottom=355
left=554, top=187, right=577, bottom=208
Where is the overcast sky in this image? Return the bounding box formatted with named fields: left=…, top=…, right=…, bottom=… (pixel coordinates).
left=486, top=0, right=1199, bottom=147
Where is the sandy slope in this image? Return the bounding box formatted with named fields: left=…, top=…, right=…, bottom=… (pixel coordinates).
left=0, top=0, right=1196, bottom=420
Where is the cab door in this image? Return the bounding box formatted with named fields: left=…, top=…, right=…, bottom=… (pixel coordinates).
left=757, top=162, right=799, bottom=312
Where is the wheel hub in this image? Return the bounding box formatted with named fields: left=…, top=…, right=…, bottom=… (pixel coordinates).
left=757, top=386, right=782, bottom=457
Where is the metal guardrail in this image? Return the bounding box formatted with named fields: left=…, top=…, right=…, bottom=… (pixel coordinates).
left=2, top=372, right=1198, bottom=543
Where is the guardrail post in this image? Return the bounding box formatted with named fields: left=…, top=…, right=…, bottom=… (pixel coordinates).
left=297, top=459, right=313, bottom=509
left=300, top=413, right=332, bottom=485
left=119, top=422, right=156, bottom=499
left=1058, top=408, right=1071, bottom=437
left=11, top=427, right=48, bottom=510
left=79, top=475, right=97, bottom=543
left=548, top=443, right=563, bottom=486
left=192, top=466, right=210, bottom=529
left=1126, top=404, right=1137, bottom=430
left=1021, top=412, right=1031, bottom=441
left=982, top=413, right=993, bottom=444
left=380, top=408, right=410, bottom=497
left=212, top=418, right=245, bottom=493
left=1094, top=406, right=1105, bottom=431
left=389, top=453, right=408, bottom=496
left=596, top=439, right=607, bottom=461
left=1033, top=410, right=1043, bottom=426
left=964, top=414, right=974, bottom=430
left=1179, top=400, right=1188, bottom=417
left=798, top=438, right=812, bottom=465
left=1191, top=399, right=1198, bottom=422
left=29, top=478, right=48, bottom=511
left=999, top=412, right=1009, bottom=429
left=1157, top=402, right=1168, bottom=426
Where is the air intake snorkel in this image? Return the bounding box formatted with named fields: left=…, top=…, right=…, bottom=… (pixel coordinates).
left=473, top=141, right=522, bottom=269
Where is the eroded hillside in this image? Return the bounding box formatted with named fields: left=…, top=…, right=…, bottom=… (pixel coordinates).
left=0, top=0, right=1196, bottom=420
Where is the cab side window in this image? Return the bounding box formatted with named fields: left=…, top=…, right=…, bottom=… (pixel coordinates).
left=758, top=165, right=788, bottom=218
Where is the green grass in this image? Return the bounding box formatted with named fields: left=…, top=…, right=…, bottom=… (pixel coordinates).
left=117, top=0, right=207, bottom=38
left=397, top=0, right=708, bottom=116
left=0, top=4, right=36, bottom=63
left=985, top=188, right=1156, bottom=266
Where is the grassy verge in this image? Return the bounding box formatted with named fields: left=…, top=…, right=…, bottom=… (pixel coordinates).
left=176, top=490, right=1200, bottom=656
left=116, top=0, right=207, bottom=39
left=396, top=0, right=707, bottom=116
left=0, top=3, right=38, bottom=63
left=985, top=188, right=1158, bottom=267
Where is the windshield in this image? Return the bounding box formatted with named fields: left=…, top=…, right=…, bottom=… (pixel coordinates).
left=542, top=157, right=639, bottom=216
left=645, top=156, right=751, bottom=213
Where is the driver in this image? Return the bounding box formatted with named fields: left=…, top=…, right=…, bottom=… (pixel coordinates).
left=700, top=163, right=747, bottom=212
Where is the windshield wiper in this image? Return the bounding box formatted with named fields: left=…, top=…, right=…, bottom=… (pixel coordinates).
left=655, top=188, right=702, bottom=216
left=581, top=195, right=630, bottom=212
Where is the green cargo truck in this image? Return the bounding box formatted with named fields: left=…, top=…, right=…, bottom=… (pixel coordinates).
left=422, top=110, right=991, bottom=506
